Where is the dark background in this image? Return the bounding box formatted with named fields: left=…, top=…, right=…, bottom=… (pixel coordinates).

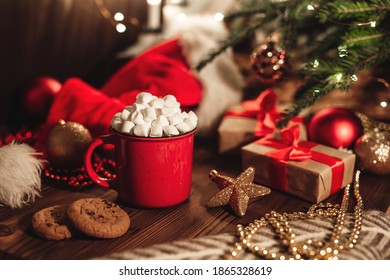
left=0, top=0, right=148, bottom=126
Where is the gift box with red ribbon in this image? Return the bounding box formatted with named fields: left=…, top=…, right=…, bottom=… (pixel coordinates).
left=218, top=89, right=306, bottom=153
left=241, top=125, right=356, bottom=203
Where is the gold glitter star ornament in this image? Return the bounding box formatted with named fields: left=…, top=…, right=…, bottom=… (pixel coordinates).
left=206, top=167, right=271, bottom=216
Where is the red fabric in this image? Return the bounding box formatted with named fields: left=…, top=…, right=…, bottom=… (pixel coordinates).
left=101, top=38, right=202, bottom=108
left=45, top=78, right=125, bottom=138
left=256, top=126, right=345, bottom=194
left=243, top=88, right=281, bottom=138
left=260, top=125, right=312, bottom=161
left=225, top=89, right=281, bottom=137
left=43, top=38, right=204, bottom=142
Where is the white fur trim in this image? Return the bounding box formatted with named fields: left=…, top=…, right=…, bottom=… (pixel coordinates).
left=168, top=15, right=245, bottom=136
left=0, top=142, right=44, bottom=208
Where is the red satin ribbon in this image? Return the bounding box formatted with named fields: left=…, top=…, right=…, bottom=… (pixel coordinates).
left=225, top=89, right=281, bottom=137
left=262, top=125, right=312, bottom=161
left=257, top=126, right=345, bottom=194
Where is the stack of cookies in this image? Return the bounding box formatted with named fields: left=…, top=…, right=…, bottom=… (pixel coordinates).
left=32, top=198, right=130, bottom=240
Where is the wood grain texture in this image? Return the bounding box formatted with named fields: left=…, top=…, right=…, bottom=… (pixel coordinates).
left=0, top=137, right=389, bottom=260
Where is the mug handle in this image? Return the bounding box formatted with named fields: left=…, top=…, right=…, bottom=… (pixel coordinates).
left=84, top=134, right=117, bottom=188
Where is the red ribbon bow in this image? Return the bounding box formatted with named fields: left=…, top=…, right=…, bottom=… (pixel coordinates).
left=255, top=125, right=345, bottom=195
left=260, top=125, right=312, bottom=161
left=226, top=89, right=281, bottom=137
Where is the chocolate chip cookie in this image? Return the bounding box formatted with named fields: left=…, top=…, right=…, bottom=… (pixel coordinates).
left=67, top=198, right=130, bottom=239
left=32, top=205, right=73, bottom=240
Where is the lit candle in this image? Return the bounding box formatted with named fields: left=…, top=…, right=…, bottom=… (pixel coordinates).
left=147, top=0, right=162, bottom=30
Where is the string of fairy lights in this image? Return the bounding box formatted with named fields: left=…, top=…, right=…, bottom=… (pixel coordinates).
left=303, top=2, right=389, bottom=111
left=90, top=1, right=389, bottom=111
left=94, top=0, right=141, bottom=33
left=93, top=0, right=226, bottom=33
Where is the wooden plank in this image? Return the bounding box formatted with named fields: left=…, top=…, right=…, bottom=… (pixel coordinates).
left=0, top=138, right=389, bottom=259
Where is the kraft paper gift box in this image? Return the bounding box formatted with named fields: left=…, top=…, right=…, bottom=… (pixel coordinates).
left=218, top=89, right=307, bottom=154
left=218, top=114, right=258, bottom=154
left=241, top=126, right=356, bottom=203
left=218, top=116, right=307, bottom=154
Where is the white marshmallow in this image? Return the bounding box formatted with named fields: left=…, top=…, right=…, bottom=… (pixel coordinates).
left=163, top=94, right=176, bottom=102
left=120, top=108, right=131, bottom=121
left=133, top=102, right=148, bottom=112
left=168, top=113, right=182, bottom=126
left=125, top=105, right=135, bottom=114
left=133, top=123, right=151, bottom=137
left=187, top=110, right=198, bottom=122
left=143, top=107, right=157, bottom=122
left=152, top=115, right=169, bottom=127
left=149, top=95, right=157, bottom=102
left=180, top=111, right=188, bottom=120
left=161, top=106, right=180, bottom=117
left=163, top=95, right=179, bottom=107
left=149, top=98, right=164, bottom=109
left=132, top=112, right=146, bottom=125
left=121, top=120, right=135, bottom=134
left=164, top=100, right=180, bottom=107
left=163, top=125, right=180, bottom=136
left=129, top=111, right=137, bottom=121
left=150, top=125, right=163, bottom=137
left=175, top=121, right=191, bottom=134
left=136, top=92, right=154, bottom=104
left=111, top=117, right=122, bottom=131
left=184, top=117, right=197, bottom=130
left=111, top=93, right=198, bottom=138
left=161, top=107, right=175, bottom=117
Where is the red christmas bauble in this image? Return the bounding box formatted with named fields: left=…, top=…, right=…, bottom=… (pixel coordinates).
left=22, top=76, right=62, bottom=122
left=308, top=107, right=363, bottom=148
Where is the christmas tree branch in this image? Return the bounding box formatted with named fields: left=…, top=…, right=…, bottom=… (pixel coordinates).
left=361, top=48, right=390, bottom=69
left=194, top=0, right=390, bottom=129
left=194, top=22, right=260, bottom=72
left=195, top=13, right=274, bottom=72
left=224, top=7, right=266, bottom=20
left=345, top=32, right=389, bottom=45
left=318, top=0, right=390, bottom=22
left=278, top=79, right=335, bottom=128
left=336, top=5, right=390, bottom=14
left=279, top=46, right=390, bottom=127
left=224, top=0, right=293, bottom=20
left=278, top=1, right=390, bottom=126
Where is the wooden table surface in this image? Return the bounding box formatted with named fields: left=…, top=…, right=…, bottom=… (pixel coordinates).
left=0, top=137, right=389, bottom=260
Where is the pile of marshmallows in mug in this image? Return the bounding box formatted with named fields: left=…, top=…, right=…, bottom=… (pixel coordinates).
left=111, top=92, right=198, bottom=137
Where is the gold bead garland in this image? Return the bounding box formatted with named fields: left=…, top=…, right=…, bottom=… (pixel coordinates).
left=355, top=112, right=390, bottom=133
left=225, top=170, right=363, bottom=260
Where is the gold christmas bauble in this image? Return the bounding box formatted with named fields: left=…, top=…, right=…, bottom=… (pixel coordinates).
left=46, top=120, right=92, bottom=168
left=250, top=41, right=287, bottom=85
left=354, top=131, right=390, bottom=175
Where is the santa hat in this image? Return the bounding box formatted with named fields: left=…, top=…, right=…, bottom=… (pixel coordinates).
left=45, top=15, right=244, bottom=137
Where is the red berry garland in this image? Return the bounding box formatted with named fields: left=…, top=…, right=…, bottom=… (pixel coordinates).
left=0, top=128, right=35, bottom=146
left=42, top=157, right=116, bottom=188
left=0, top=128, right=115, bottom=188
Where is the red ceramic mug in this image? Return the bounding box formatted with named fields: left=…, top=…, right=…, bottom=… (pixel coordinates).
left=84, top=129, right=196, bottom=208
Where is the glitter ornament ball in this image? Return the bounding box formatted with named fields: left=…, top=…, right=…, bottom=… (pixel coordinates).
left=46, top=120, right=92, bottom=168
left=308, top=107, right=363, bottom=148
left=354, top=131, right=390, bottom=175
left=250, top=41, right=287, bottom=85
